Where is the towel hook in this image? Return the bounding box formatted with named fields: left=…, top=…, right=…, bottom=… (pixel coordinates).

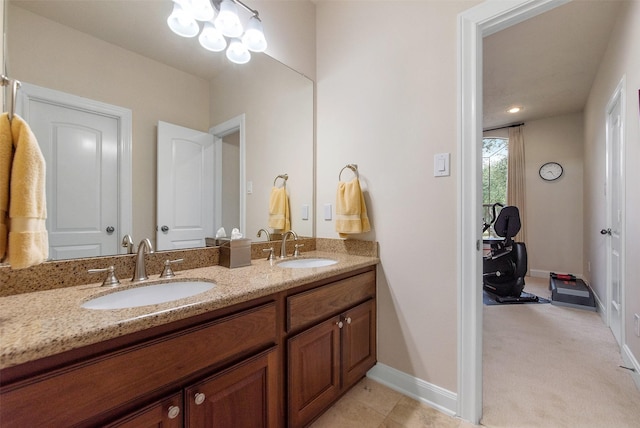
left=273, top=173, right=288, bottom=188
left=339, top=164, right=358, bottom=181
left=1, top=75, right=21, bottom=122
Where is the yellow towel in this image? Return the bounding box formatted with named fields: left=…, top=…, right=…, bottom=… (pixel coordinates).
left=268, top=186, right=290, bottom=231
left=335, top=178, right=370, bottom=237
left=5, top=114, right=48, bottom=269
left=0, top=114, right=12, bottom=260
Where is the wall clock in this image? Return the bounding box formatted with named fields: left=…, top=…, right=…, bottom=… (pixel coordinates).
left=539, top=162, right=563, bottom=181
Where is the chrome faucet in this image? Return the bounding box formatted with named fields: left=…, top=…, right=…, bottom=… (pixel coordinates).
left=280, top=230, right=298, bottom=258
left=132, top=238, right=154, bottom=282
left=121, top=234, right=134, bottom=254
left=256, top=228, right=271, bottom=241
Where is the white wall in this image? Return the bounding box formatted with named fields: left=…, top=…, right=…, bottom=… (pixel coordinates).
left=524, top=113, right=584, bottom=277
left=245, top=0, right=316, bottom=81
left=584, top=0, right=640, bottom=373
left=317, top=0, right=480, bottom=393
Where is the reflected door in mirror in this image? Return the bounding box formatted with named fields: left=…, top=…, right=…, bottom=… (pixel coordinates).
left=157, top=121, right=214, bottom=251
left=27, top=93, right=121, bottom=259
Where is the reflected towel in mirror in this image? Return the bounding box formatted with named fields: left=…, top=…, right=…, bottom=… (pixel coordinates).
left=0, top=113, right=49, bottom=269
left=335, top=178, right=370, bottom=237
left=268, top=186, right=290, bottom=231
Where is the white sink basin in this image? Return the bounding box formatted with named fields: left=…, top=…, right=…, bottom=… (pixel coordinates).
left=278, top=258, right=337, bottom=268
left=82, top=281, right=215, bottom=310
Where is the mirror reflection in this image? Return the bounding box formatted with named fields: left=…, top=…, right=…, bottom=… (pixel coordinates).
left=5, top=0, right=314, bottom=261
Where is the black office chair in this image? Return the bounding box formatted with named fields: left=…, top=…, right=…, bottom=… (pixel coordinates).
left=482, top=204, right=536, bottom=302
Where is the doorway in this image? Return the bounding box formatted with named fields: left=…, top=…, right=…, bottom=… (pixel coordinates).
left=457, top=0, right=572, bottom=423
left=459, top=0, right=627, bottom=423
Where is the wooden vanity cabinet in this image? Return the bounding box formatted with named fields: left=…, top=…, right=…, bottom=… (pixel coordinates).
left=0, top=301, right=278, bottom=427
left=286, top=269, right=377, bottom=428
left=0, top=264, right=377, bottom=428
left=108, top=348, right=278, bottom=428
left=106, top=392, right=183, bottom=428
left=185, top=347, right=278, bottom=427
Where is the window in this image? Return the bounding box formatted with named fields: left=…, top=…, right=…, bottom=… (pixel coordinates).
left=482, top=137, right=508, bottom=235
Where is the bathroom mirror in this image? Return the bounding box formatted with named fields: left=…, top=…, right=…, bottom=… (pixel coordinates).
left=5, top=0, right=314, bottom=260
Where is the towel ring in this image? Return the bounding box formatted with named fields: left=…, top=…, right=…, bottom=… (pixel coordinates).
left=339, top=164, right=358, bottom=181
left=1, top=75, right=21, bottom=122
left=273, top=173, right=288, bottom=188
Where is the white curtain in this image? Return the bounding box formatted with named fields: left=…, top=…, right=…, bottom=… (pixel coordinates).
left=507, top=125, right=526, bottom=244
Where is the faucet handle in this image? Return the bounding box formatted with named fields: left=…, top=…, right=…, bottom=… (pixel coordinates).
left=262, top=247, right=276, bottom=261
left=88, top=266, right=120, bottom=287
left=293, top=243, right=304, bottom=257
left=160, top=258, right=184, bottom=279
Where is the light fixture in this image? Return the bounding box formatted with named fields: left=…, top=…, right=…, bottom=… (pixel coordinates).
left=226, top=38, right=251, bottom=64
left=242, top=15, right=267, bottom=52
left=167, top=0, right=266, bottom=64
left=167, top=2, right=199, bottom=38
left=214, top=0, right=243, bottom=37
left=199, top=22, right=227, bottom=51
left=507, top=106, right=522, bottom=114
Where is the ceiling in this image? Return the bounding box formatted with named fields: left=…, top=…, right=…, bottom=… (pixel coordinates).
left=483, top=0, right=623, bottom=130
left=11, top=0, right=623, bottom=127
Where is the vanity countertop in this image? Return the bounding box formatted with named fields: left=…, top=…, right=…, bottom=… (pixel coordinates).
left=0, top=251, right=378, bottom=370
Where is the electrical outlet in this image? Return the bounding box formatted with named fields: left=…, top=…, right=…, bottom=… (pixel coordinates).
left=634, top=314, right=640, bottom=337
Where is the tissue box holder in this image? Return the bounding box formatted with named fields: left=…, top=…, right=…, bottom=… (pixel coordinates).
left=219, top=238, right=251, bottom=268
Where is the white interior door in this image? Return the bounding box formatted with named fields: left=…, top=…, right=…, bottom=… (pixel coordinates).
left=26, top=97, right=120, bottom=259
left=605, top=80, right=625, bottom=347
left=157, top=121, right=214, bottom=251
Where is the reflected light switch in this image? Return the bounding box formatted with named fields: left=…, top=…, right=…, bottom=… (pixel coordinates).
left=324, top=203, right=332, bottom=221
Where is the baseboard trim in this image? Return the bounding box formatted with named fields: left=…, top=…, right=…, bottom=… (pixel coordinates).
left=622, top=345, right=640, bottom=391
left=592, top=287, right=607, bottom=322
left=530, top=269, right=584, bottom=279
left=529, top=269, right=550, bottom=278
left=366, top=363, right=457, bottom=416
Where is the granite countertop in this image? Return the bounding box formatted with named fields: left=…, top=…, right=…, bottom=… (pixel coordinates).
left=0, top=251, right=378, bottom=370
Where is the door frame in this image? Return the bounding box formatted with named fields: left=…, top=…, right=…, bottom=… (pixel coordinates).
left=457, top=0, right=570, bottom=423
left=17, top=82, right=133, bottom=254
left=604, top=76, right=626, bottom=346
left=209, top=114, right=246, bottom=235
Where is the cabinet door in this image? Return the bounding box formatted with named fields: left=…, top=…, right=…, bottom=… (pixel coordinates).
left=185, top=348, right=278, bottom=428
left=288, top=315, right=342, bottom=428
left=342, top=299, right=377, bottom=388
left=106, top=392, right=183, bottom=428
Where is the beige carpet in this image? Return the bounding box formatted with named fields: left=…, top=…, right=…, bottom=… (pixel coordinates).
left=482, top=276, right=640, bottom=427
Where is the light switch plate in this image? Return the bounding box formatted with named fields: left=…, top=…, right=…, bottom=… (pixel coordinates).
left=434, top=153, right=450, bottom=177
left=301, top=204, right=309, bottom=220
left=324, top=203, right=332, bottom=220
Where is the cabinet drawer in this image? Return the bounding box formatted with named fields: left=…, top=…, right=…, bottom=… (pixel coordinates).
left=287, top=270, right=375, bottom=332
left=0, top=302, right=276, bottom=427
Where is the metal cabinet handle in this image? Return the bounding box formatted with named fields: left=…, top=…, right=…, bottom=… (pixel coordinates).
left=167, top=405, right=180, bottom=419
left=336, top=321, right=344, bottom=329
left=345, top=316, right=352, bottom=325
left=106, top=226, right=115, bottom=234
left=600, top=228, right=611, bottom=235
left=161, top=225, right=169, bottom=232
left=194, top=392, right=206, bottom=405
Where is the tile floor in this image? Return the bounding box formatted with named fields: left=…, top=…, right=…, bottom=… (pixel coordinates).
left=310, top=377, right=478, bottom=428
